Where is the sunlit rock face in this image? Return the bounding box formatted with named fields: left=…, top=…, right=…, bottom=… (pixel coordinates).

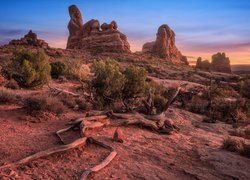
left=142, top=24, right=188, bottom=65
left=66, top=5, right=131, bottom=54
left=9, top=30, right=49, bottom=49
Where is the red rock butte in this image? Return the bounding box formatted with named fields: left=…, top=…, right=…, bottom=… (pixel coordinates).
left=66, top=5, right=131, bottom=54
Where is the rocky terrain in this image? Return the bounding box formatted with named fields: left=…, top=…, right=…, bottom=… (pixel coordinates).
left=0, top=4, right=249, bottom=180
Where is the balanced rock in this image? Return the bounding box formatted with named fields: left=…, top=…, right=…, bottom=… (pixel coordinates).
left=66, top=5, right=130, bottom=54
left=142, top=24, right=187, bottom=64
left=9, top=30, right=49, bottom=49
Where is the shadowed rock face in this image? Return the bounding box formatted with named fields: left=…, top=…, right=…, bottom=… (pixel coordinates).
left=195, top=53, right=232, bottom=74
left=142, top=24, right=187, bottom=64
left=66, top=5, right=130, bottom=54
left=211, top=53, right=231, bottom=73
left=9, top=30, right=49, bottom=48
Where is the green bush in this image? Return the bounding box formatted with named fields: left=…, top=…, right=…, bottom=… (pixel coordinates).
left=123, top=65, right=148, bottom=100
left=91, top=59, right=126, bottom=105
left=50, top=61, right=68, bottom=79
left=91, top=60, right=148, bottom=108
left=9, top=49, right=51, bottom=88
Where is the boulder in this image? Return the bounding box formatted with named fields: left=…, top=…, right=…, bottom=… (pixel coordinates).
left=113, top=128, right=125, bottom=143
left=66, top=5, right=130, bottom=54
left=9, top=30, right=49, bottom=49
left=142, top=24, right=187, bottom=64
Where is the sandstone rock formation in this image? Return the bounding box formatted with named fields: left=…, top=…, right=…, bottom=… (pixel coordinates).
left=66, top=5, right=130, bottom=54
left=9, top=30, right=49, bottom=49
left=211, top=52, right=231, bottom=73
left=196, top=57, right=211, bottom=71
left=142, top=24, right=187, bottom=64
left=195, top=53, right=231, bottom=73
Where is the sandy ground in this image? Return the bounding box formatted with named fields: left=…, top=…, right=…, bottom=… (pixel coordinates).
left=0, top=103, right=250, bottom=180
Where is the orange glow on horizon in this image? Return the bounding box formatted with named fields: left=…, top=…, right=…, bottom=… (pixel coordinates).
left=47, top=38, right=250, bottom=65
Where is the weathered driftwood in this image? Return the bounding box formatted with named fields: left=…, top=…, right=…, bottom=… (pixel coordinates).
left=48, top=85, right=80, bottom=97
left=0, top=137, right=87, bottom=171
left=56, top=116, right=108, bottom=144
left=55, top=119, right=117, bottom=180
left=143, top=89, right=154, bottom=115
left=80, top=137, right=117, bottom=180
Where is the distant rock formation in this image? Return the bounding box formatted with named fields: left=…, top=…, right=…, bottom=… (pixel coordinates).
left=66, top=5, right=130, bottom=54
left=142, top=24, right=187, bottom=64
left=196, top=57, right=211, bottom=71
left=9, top=30, right=49, bottom=49
left=211, top=53, right=231, bottom=73
left=195, top=53, right=232, bottom=73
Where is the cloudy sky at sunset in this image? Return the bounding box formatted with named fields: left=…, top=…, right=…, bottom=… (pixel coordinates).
left=0, top=0, right=250, bottom=64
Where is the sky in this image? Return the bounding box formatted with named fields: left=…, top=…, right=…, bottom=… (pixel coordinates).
left=0, top=0, right=250, bottom=65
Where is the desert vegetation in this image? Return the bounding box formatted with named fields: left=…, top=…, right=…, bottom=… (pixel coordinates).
left=0, top=4, right=249, bottom=179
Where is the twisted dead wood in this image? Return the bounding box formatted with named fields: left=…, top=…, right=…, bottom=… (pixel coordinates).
left=0, top=137, right=87, bottom=171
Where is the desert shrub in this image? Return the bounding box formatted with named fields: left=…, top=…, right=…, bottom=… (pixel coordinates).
left=25, top=94, right=66, bottom=114
left=75, top=98, right=92, bottom=111
left=91, top=59, right=126, bottom=106
left=154, top=95, right=167, bottom=113
left=222, top=137, right=244, bottom=153
left=212, top=97, right=247, bottom=122
left=58, top=93, right=77, bottom=109
left=230, top=126, right=250, bottom=139
left=240, top=78, right=250, bottom=99
left=123, top=65, right=148, bottom=100
left=241, top=144, right=250, bottom=157
left=0, top=88, right=17, bottom=104
left=8, top=49, right=51, bottom=88
left=50, top=61, right=68, bottom=79
left=189, top=96, right=209, bottom=114
left=5, top=79, right=19, bottom=89
left=91, top=60, right=148, bottom=108
left=222, top=137, right=250, bottom=158
left=65, top=59, right=88, bottom=81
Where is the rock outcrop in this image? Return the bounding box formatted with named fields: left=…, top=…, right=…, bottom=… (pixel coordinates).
left=142, top=24, right=187, bottom=64
left=196, top=57, right=211, bottom=71
left=9, top=30, right=49, bottom=49
left=211, top=52, right=231, bottom=73
left=195, top=53, right=231, bottom=73
left=66, top=5, right=130, bottom=54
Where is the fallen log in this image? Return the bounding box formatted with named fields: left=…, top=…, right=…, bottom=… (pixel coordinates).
left=48, top=85, right=80, bottom=97
left=80, top=138, right=117, bottom=180
left=0, top=137, right=87, bottom=171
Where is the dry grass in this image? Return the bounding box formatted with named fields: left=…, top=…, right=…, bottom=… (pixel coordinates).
left=222, top=137, right=250, bottom=158
left=5, top=79, right=20, bottom=89
left=25, top=94, right=66, bottom=114
left=0, top=88, right=17, bottom=104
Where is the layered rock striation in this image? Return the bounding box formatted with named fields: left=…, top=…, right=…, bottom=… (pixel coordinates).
left=66, top=5, right=130, bottom=54
left=142, top=24, right=187, bottom=64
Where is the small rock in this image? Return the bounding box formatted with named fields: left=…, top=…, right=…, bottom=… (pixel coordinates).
left=113, top=128, right=125, bottom=143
